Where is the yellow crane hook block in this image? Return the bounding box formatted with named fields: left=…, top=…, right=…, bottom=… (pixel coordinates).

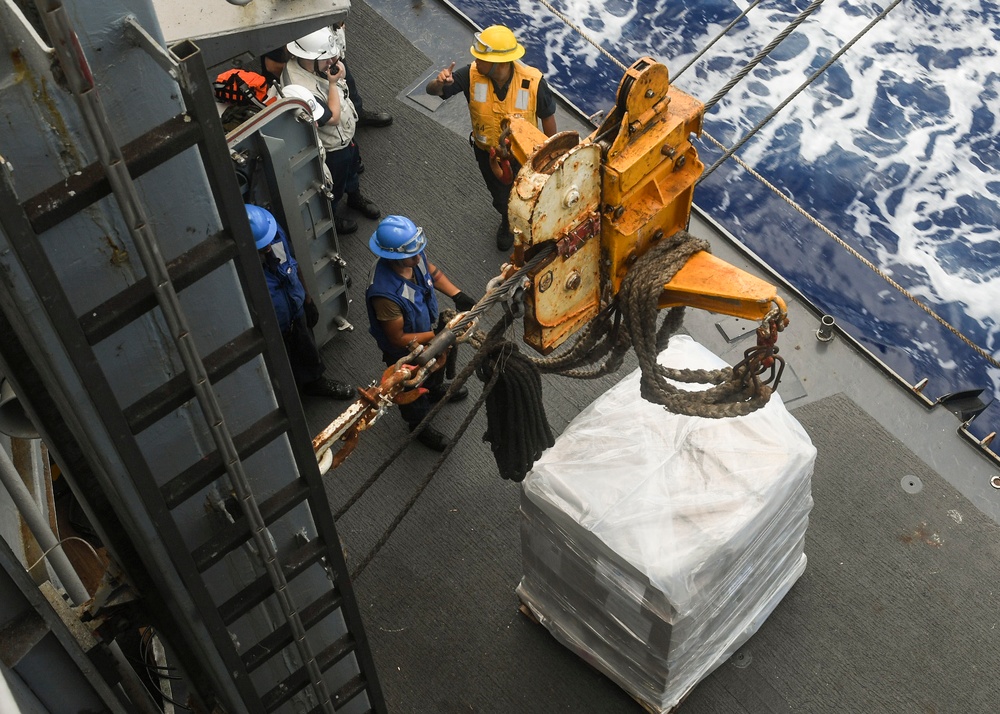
left=505, top=57, right=786, bottom=355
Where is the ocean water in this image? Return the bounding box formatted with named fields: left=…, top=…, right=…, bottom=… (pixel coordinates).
left=453, top=0, right=1000, bottom=438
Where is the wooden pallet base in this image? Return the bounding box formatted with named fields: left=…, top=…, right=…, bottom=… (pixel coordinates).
left=516, top=598, right=683, bottom=714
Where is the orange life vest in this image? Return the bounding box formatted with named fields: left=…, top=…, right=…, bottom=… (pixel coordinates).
left=213, top=69, right=276, bottom=109
left=468, top=62, right=542, bottom=150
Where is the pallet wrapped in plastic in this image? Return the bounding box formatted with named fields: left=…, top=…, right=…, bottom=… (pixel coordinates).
left=518, top=335, right=816, bottom=712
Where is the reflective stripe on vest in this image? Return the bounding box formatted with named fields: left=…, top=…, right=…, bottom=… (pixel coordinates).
left=365, top=253, right=439, bottom=360
left=262, top=226, right=306, bottom=333
left=468, top=62, right=542, bottom=150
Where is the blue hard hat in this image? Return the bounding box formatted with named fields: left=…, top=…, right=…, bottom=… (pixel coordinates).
left=246, top=204, right=277, bottom=250
left=368, top=215, right=427, bottom=259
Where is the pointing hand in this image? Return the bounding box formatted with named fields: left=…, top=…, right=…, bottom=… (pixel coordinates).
left=438, top=61, right=456, bottom=85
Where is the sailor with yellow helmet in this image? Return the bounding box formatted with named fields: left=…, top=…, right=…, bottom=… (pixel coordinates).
left=426, top=25, right=557, bottom=250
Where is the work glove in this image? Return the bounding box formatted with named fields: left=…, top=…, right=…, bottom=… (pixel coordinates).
left=304, top=299, right=319, bottom=328
left=452, top=291, right=477, bottom=312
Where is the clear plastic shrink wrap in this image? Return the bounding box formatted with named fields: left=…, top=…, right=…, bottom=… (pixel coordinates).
left=518, top=335, right=816, bottom=712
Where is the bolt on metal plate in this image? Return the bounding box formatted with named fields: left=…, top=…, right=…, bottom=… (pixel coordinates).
left=731, top=649, right=752, bottom=668
left=901, top=475, right=923, bottom=494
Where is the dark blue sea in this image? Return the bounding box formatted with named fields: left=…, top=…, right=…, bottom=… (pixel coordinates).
left=454, top=0, right=1000, bottom=439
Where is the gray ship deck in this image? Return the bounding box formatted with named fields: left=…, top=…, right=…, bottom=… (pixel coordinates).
left=303, top=2, right=1000, bottom=711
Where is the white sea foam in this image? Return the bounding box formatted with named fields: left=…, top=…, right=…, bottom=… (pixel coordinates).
left=485, top=0, right=999, bottom=394
left=652, top=1, right=999, bottom=341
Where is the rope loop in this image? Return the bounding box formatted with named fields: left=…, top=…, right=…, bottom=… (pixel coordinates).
left=617, top=232, right=774, bottom=417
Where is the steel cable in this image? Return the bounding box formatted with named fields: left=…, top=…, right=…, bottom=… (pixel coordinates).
left=703, top=0, right=825, bottom=111
left=700, top=0, right=904, bottom=182
left=531, top=0, right=997, bottom=372
left=672, top=0, right=764, bottom=81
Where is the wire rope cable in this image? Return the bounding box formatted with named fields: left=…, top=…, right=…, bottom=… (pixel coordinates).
left=672, top=0, right=764, bottom=81
left=703, top=0, right=825, bottom=111
left=699, top=131, right=1000, bottom=370
left=533, top=0, right=997, bottom=370
left=700, top=0, right=905, bottom=182
left=26, top=535, right=104, bottom=573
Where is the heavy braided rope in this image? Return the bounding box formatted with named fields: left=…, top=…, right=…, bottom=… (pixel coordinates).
left=619, top=232, right=772, bottom=418
left=529, top=231, right=772, bottom=418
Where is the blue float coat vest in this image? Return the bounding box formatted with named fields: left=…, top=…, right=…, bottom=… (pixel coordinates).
left=262, top=224, right=306, bottom=333
left=365, top=253, right=439, bottom=360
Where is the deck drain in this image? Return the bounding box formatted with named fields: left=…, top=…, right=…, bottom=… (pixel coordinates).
left=991, top=475, right=1000, bottom=490
left=901, top=475, right=923, bottom=494
left=731, top=649, right=752, bottom=668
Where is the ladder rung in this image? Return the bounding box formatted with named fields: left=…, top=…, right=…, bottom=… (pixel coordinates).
left=330, top=674, right=370, bottom=713
left=305, top=676, right=371, bottom=714
left=308, top=219, right=334, bottom=242
left=161, top=410, right=289, bottom=509
left=298, top=185, right=322, bottom=203
left=319, top=283, right=348, bottom=306
left=241, top=589, right=344, bottom=673
left=289, top=145, right=321, bottom=170
left=122, top=328, right=265, bottom=434
left=24, top=114, right=202, bottom=233
left=193, top=479, right=311, bottom=572
left=261, top=633, right=356, bottom=712
left=80, top=231, right=238, bottom=345
left=310, top=252, right=340, bottom=276
left=220, top=539, right=325, bottom=626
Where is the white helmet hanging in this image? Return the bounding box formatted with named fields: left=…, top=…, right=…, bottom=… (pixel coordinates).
left=280, top=84, right=324, bottom=120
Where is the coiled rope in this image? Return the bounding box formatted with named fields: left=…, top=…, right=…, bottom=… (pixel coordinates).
left=476, top=321, right=555, bottom=482
left=526, top=231, right=772, bottom=417
left=619, top=233, right=773, bottom=416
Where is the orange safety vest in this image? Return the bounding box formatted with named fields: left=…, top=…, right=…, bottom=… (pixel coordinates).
left=468, top=62, right=542, bottom=150
left=213, top=69, right=276, bottom=109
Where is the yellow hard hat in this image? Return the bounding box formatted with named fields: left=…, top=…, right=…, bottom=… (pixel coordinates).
left=470, top=25, right=525, bottom=62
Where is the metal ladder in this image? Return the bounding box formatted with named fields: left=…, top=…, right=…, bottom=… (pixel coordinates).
left=0, top=5, right=385, bottom=713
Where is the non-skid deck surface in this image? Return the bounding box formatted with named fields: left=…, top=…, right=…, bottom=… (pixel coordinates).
left=304, top=3, right=999, bottom=712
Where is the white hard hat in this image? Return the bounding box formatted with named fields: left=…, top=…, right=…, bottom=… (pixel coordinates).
left=332, top=25, right=347, bottom=58
left=280, top=85, right=323, bottom=120
left=287, top=27, right=339, bottom=60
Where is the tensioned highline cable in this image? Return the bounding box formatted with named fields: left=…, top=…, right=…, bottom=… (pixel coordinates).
left=534, top=0, right=998, bottom=372
left=703, top=0, right=825, bottom=111
left=699, top=131, right=1000, bottom=372
left=672, top=0, right=764, bottom=81
left=699, top=0, right=905, bottom=182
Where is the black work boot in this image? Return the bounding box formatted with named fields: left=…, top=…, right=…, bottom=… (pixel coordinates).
left=428, top=383, right=469, bottom=404
left=347, top=191, right=381, bottom=219
left=414, top=426, right=450, bottom=452
left=495, top=217, right=513, bottom=251
left=335, top=214, right=358, bottom=235
left=357, top=108, right=393, bottom=128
